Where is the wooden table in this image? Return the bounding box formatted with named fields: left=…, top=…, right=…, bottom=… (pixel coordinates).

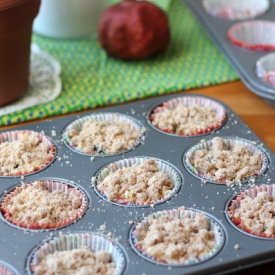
left=1, top=79, right=275, bottom=274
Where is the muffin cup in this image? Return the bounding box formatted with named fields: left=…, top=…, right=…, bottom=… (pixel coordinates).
left=0, top=179, right=88, bottom=230
left=202, top=0, right=270, bottom=20
left=228, top=20, right=275, bottom=52
left=0, top=130, right=56, bottom=177
left=0, top=261, right=19, bottom=275
left=94, top=157, right=182, bottom=207
left=183, top=137, right=269, bottom=184
left=27, top=232, right=127, bottom=275
left=129, top=207, right=225, bottom=266
left=256, top=53, right=275, bottom=86
left=148, top=96, right=226, bottom=137
left=227, top=184, right=275, bottom=239
left=62, top=113, right=146, bottom=157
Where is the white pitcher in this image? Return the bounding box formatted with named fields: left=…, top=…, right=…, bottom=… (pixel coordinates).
left=33, top=0, right=108, bottom=39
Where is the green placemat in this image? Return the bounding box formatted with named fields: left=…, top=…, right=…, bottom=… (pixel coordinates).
left=0, top=0, right=239, bottom=126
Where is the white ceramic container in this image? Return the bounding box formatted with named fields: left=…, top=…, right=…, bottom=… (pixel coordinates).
left=33, top=0, right=108, bottom=39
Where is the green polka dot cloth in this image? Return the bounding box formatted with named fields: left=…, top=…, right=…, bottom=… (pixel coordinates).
left=0, top=0, right=238, bottom=126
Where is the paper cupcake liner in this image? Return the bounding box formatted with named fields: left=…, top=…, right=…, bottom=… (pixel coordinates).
left=0, top=261, right=18, bottom=275
left=62, top=113, right=146, bottom=157
left=148, top=96, right=226, bottom=136
left=183, top=137, right=269, bottom=184
left=227, top=184, right=275, bottom=239
left=256, top=53, right=275, bottom=86
left=94, top=157, right=182, bottom=207
left=202, top=0, right=270, bottom=20
left=0, top=179, right=88, bottom=230
left=228, top=20, right=275, bottom=52
left=0, top=130, right=56, bottom=177
left=27, top=232, right=126, bottom=275
left=129, top=207, right=225, bottom=266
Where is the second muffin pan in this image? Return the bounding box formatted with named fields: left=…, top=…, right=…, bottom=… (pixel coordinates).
left=183, top=0, right=275, bottom=107
left=0, top=93, right=274, bottom=275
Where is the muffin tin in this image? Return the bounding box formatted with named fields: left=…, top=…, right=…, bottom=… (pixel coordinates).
left=0, top=93, right=275, bottom=275
left=183, top=0, right=275, bottom=107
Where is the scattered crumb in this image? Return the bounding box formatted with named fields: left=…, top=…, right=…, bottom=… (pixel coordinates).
left=234, top=244, right=240, bottom=250
left=100, top=224, right=106, bottom=231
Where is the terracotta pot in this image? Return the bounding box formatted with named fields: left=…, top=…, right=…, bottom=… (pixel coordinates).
left=0, top=0, right=41, bottom=107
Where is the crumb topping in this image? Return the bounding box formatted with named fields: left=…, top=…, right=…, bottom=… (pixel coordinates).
left=136, top=207, right=215, bottom=262
left=97, top=159, right=174, bottom=204
left=68, top=119, right=143, bottom=154
left=151, top=104, right=220, bottom=135
left=2, top=181, right=82, bottom=226
left=190, top=137, right=263, bottom=183
left=231, top=191, right=275, bottom=237
left=33, top=246, right=115, bottom=275
left=0, top=132, right=52, bottom=176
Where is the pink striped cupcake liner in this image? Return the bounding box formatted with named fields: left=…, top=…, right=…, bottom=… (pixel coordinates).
left=202, top=0, right=270, bottom=20
left=228, top=20, right=275, bottom=52
left=227, top=184, right=275, bottom=239
left=256, top=53, right=275, bottom=86
left=0, top=261, right=18, bottom=275
left=27, top=232, right=126, bottom=275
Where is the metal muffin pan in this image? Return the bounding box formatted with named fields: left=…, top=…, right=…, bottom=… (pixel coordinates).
left=0, top=94, right=274, bottom=275
left=183, top=0, right=275, bottom=107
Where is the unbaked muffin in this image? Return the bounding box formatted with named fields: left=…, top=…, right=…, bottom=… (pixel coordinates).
left=149, top=96, right=226, bottom=136
left=63, top=113, right=146, bottom=156
left=95, top=157, right=181, bottom=206
left=131, top=206, right=224, bottom=265
left=228, top=184, right=275, bottom=238
left=1, top=180, right=87, bottom=230
left=0, top=130, right=56, bottom=176
left=184, top=137, right=268, bottom=185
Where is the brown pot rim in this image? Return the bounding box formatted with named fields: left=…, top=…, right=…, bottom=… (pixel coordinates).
left=0, top=0, right=32, bottom=10
left=0, top=0, right=40, bottom=35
